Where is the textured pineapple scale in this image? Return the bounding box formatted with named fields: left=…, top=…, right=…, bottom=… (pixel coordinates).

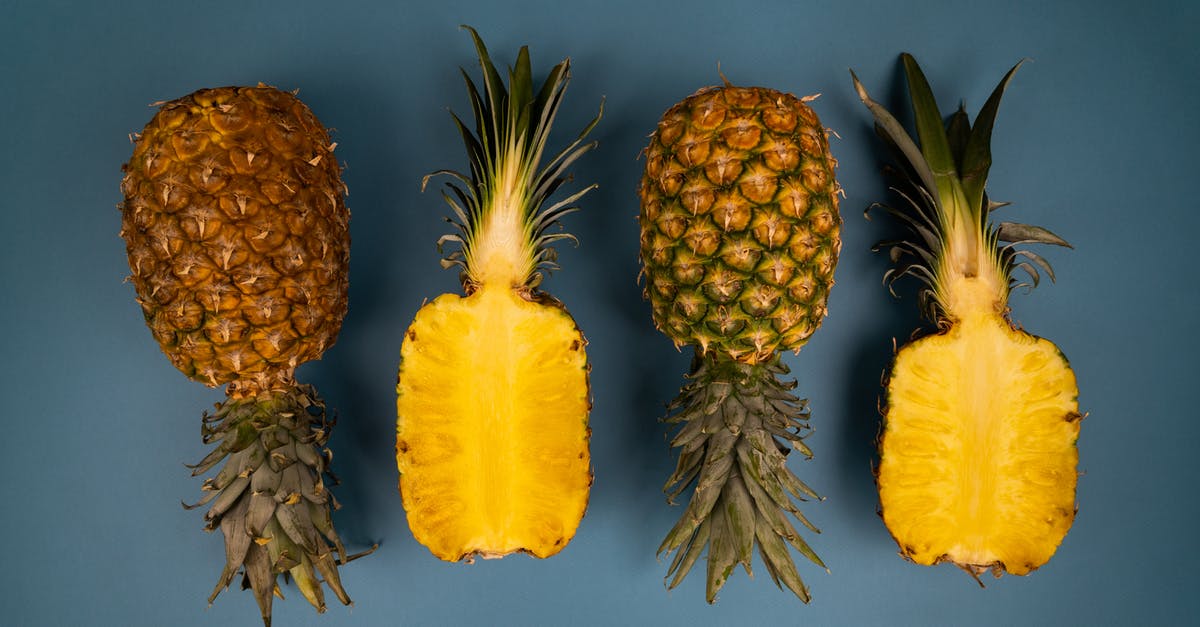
left=396, top=286, right=591, bottom=561
left=879, top=312, right=1080, bottom=574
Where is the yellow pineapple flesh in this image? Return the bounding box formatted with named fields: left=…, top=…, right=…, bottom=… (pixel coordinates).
left=395, top=27, right=599, bottom=561
left=880, top=281, right=1079, bottom=573
left=396, top=286, right=590, bottom=560
left=854, top=54, right=1081, bottom=577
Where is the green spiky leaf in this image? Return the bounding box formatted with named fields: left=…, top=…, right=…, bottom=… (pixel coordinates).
left=900, top=53, right=975, bottom=228
left=901, top=55, right=954, bottom=183
left=855, top=54, right=1071, bottom=317
left=194, top=386, right=374, bottom=627
left=659, top=352, right=821, bottom=604
left=426, top=25, right=601, bottom=290
left=946, top=105, right=971, bottom=174
left=961, top=60, right=1023, bottom=212
left=851, top=69, right=938, bottom=198
left=995, top=222, right=1072, bottom=248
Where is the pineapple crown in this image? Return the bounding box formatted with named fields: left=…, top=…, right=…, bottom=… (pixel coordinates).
left=852, top=54, right=1071, bottom=323
left=424, top=25, right=602, bottom=292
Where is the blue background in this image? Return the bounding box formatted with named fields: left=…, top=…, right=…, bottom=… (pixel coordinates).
left=2, top=1, right=1197, bottom=625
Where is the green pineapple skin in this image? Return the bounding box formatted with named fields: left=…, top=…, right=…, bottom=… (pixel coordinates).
left=638, top=85, right=841, bottom=364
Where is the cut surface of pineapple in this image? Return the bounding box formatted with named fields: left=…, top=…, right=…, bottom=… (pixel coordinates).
left=396, top=285, right=591, bottom=561
left=879, top=309, right=1080, bottom=574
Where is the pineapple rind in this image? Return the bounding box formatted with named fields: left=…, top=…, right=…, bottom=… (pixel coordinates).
left=879, top=314, right=1079, bottom=574
left=396, top=286, right=591, bottom=561
left=120, top=85, right=349, bottom=391
left=639, top=85, right=840, bottom=362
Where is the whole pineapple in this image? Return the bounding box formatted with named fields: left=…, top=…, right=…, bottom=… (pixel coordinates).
left=853, top=55, right=1080, bottom=578
left=395, top=27, right=598, bottom=562
left=120, top=85, right=362, bottom=625
left=639, top=83, right=841, bottom=602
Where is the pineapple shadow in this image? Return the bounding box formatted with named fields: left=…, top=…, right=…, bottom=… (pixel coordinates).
left=626, top=333, right=692, bottom=561
left=565, top=114, right=685, bottom=566
left=833, top=283, right=915, bottom=535
left=290, top=74, right=430, bottom=563
left=313, top=366, right=389, bottom=552
left=830, top=66, right=928, bottom=539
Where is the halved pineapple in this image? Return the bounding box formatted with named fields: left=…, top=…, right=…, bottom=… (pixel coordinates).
left=395, top=27, right=600, bottom=561
left=854, top=55, right=1081, bottom=577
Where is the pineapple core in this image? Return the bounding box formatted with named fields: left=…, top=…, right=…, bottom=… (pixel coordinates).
left=469, top=153, right=538, bottom=289
left=396, top=286, right=591, bottom=560
left=878, top=310, right=1079, bottom=573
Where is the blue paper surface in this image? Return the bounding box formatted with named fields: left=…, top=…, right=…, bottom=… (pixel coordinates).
left=1, top=1, right=1197, bottom=624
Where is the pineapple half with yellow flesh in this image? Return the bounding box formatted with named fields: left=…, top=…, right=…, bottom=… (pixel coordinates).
left=396, top=27, right=600, bottom=562
left=852, top=55, right=1081, bottom=578
left=639, top=83, right=841, bottom=602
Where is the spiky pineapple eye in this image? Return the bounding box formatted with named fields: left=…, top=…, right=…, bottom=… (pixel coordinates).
left=678, top=136, right=713, bottom=167
left=683, top=222, right=721, bottom=256
left=719, top=237, right=761, bottom=272
left=690, top=100, right=725, bottom=129
left=761, top=106, right=798, bottom=132
left=713, top=191, right=751, bottom=229
left=763, top=140, right=801, bottom=171
left=671, top=251, right=706, bottom=286
left=679, top=177, right=716, bottom=215
left=722, top=118, right=762, bottom=149
left=758, top=252, right=794, bottom=286
left=703, top=145, right=743, bottom=185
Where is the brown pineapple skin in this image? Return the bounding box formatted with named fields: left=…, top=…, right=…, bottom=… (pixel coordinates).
left=639, top=85, right=841, bottom=363
left=120, top=86, right=349, bottom=391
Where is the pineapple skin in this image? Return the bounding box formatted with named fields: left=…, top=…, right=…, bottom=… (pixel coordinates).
left=639, top=85, right=841, bottom=363
left=120, top=85, right=349, bottom=394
